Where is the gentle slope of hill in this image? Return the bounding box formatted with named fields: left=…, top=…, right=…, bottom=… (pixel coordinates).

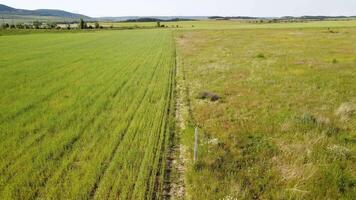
left=0, top=4, right=91, bottom=19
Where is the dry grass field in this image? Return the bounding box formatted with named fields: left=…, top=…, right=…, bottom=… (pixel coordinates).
left=176, top=27, right=356, bottom=199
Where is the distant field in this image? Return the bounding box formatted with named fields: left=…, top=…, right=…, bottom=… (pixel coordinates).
left=2, top=14, right=76, bottom=23
left=3, top=17, right=356, bottom=30
left=176, top=27, right=356, bottom=199
left=0, top=30, right=175, bottom=199
left=103, top=19, right=356, bottom=29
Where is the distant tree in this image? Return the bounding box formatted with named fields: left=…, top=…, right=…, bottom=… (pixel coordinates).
left=9, top=24, right=15, bottom=29
left=1, top=23, right=9, bottom=29
left=66, top=24, right=71, bottom=30
left=15, top=23, right=24, bottom=29
left=79, top=18, right=87, bottom=29
left=94, top=22, right=100, bottom=29
left=33, top=21, right=41, bottom=29
left=157, top=21, right=161, bottom=27
left=48, top=22, right=56, bottom=29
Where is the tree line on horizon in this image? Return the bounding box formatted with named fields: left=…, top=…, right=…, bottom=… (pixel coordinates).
left=0, top=18, right=104, bottom=30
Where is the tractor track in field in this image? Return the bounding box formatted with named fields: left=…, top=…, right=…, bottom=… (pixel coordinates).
left=89, top=41, right=165, bottom=199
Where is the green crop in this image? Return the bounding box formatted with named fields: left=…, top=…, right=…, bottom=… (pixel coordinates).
left=0, top=29, right=175, bottom=199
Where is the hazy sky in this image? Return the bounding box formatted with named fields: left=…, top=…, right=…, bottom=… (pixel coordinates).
left=2, top=0, right=356, bottom=17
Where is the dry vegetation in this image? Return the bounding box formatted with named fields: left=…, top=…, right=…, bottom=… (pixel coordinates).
left=176, top=27, right=356, bottom=199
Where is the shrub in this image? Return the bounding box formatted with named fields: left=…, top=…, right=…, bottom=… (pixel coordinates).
left=94, top=22, right=100, bottom=29
left=48, top=23, right=56, bottom=29
left=256, top=53, right=265, bottom=59
left=15, top=23, right=24, bottom=29
left=33, top=21, right=41, bottom=29
left=197, top=91, right=221, bottom=102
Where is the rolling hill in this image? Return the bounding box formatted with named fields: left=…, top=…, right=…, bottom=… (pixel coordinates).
left=0, top=4, right=92, bottom=21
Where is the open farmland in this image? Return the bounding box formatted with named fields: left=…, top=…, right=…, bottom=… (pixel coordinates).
left=0, top=30, right=175, bottom=199
left=0, top=19, right=356, bottom=200
left=176, top=27, right=356, bottom=199
left=102, top=20, right=356, bottom=30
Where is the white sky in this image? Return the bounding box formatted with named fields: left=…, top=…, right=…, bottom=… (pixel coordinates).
left=2, top=0, right=356, bottom=17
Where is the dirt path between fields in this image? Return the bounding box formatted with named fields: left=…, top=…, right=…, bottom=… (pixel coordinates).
left=163, top=42, right=188, bottom=200
left=170, top=60, right=188, bottom=200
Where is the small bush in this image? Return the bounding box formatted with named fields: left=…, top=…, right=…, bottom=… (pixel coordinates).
left=197, top=91, right=221, bottom=102
left=33, top=21, right=41, bottom=29
left=15, top=23, right=24, bottom=29
left=94, top=22, right=100, bottom=29
left=193, top=161, right=205, bottom=171
left=332, top=58, right=338, bottom=64
left=325, top=126, right=340, bottom=136
left=256, top=53, right=265, bottom=59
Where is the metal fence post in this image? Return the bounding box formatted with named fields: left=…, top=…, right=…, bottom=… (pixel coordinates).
left=194, top=127, right=198, bottom=162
